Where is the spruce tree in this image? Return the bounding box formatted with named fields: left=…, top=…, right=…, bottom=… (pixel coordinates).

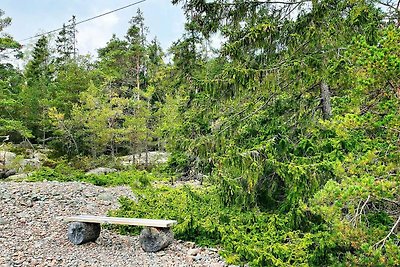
left=0, top=10, right=29, bottom=139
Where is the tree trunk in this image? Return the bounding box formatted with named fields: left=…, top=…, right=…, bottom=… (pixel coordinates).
left=139, top=227, right=174, bottom=252
left=67, top=222, right=101, bottom=245
left=136, top=56, right=140, bottom=100
left=111, top=138, right=115, bottom=158
left=320, top=81, right=332, bottom=120
left=42, top=130, right=46, bottom=147
left=145, top=100, right=150, bottom=167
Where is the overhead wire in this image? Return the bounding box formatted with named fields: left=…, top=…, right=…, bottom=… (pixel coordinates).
left=18, top=0, right=147, bottom=42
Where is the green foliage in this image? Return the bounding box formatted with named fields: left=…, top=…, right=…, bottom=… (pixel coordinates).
left=26, top=165, right=158, bottom=187
left=0, top=10, right=27, bottom=138
left=113, top=183, right=393, bottom=266
left=112, top=185, right=313, bottom=266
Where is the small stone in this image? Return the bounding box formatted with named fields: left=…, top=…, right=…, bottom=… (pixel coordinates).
left=85, top=167, right=117, bottom=175
left=210, top=263, right=225, bottom=267
left=186, top=256, right=194, bottom=264
left=209, top=247, right=219, bottom=253
left=187, top=248, right=200, bottom=256
left=193, top=255, right=203, bottom=261
left=98, top=193, right=114, bottom=201
left=186, top=241, right=195, bottom=248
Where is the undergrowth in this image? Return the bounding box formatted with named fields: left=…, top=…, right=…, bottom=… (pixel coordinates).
left=26, top=165, right=161, bottom=187
left=110, top=184, right=398, bottom=267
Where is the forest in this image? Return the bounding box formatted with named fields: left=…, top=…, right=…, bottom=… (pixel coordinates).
left=1, top=0, right=399, bottom=266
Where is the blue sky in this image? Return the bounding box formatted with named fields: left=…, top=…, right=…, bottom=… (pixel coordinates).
left=2, top=0, right=187, bottom=56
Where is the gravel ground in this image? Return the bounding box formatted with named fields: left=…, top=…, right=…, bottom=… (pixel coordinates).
left=0, top=181, right=227, bottom=267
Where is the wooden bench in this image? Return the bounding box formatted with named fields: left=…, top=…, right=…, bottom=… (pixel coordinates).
left=65, top=215, right=177, bottom=252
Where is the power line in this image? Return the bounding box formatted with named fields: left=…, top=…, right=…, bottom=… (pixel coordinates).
left=19, top=0, right=147, bottom=42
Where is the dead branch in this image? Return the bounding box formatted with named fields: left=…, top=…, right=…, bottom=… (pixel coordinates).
left=380, top=197, right=400, bottom=207
left=374, top=215, right=400, bottom=249
left=0, top=135, right=10, bottom=146
left=350, top=195, right=370, bottom=227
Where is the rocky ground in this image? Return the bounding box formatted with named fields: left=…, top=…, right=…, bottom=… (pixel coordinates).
left=0, top=182, right=227, bottom=267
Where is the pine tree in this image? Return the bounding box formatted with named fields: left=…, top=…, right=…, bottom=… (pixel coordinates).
left=55, top=16, right=77, bottom=65
left=0, top=10, right=29, bottom=139
left=21, top=36, right=55, bottom=143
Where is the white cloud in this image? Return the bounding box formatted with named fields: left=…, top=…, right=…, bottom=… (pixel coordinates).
left=210, top=32, right=226, bottom=50
left=76, top=10, right=119, bottom=56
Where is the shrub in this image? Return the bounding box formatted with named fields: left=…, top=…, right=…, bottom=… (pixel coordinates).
left=110, top=184, right=340, bottom=266
left=26, top=165, right=159, bottom=187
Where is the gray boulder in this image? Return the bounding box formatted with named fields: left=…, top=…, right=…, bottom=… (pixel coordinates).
left=0, top=151, right=16, bottom=166
left=139, top=227, right=174, bottom=252
left=67, top=222, right=101, bottom=245
left=0, top=151, right=17, bottom=179
left=119, top=151, right=169, bottom=166
left=6, top=173, right=30, bottom=180
left=19, top=158, right=41, bottom=171
left=85, top=167, right=117, bottom=176
left=0, top=169, right=17, bottom=179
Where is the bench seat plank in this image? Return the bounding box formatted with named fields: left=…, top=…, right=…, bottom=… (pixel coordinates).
left=65, top=215, right=177, bottom=228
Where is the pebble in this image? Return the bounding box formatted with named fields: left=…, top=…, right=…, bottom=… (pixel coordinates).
left=0, top=181, right=229, bottom=267
left=188, top=248, right=201, bottom=256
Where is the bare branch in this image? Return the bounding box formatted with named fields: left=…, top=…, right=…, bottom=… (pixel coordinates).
left=374, top=215, right=400, bottom=249
left=380, top=197, right=400, bottom=207
left=350, top=195, right=370, bottom=227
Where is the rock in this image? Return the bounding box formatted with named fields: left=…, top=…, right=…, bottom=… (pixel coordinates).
left=193, top=255, right=203, bottom=261
left=67, top=222, right=101, bottom=245
left=208, top=247, right=219, bottom=253
left=7, top=172, right=30, bottom=181
left=0, top=151, right=18, bottom=180
left=0, top=149, right=49, bottom=176
left=118, top=151, right=169, bottom=166
left=0, top=169, right=17, bottom=179
left=5, top=169, right=16, bottom=177
left=18, top=211, right=30, bottom=219
left=139, top=227, right=174, bottom=252
left=32, top=151, right=47, bottom=161
left=0, top=217, right=7, bottom=225
left=186, top=241, right=195, bottom=248
left=0, top=151, right=16, bottom=165
left=186, top=256, right=194, bottom=264
left=97, top=193, right=114, bottom=201
left=85, top=167, right=117, bottom=176
left=187, top=248, right=201, bottom=256
left=19, top=158, right=41, bottom=171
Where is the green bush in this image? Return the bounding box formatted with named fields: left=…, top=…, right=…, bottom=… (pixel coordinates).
left=110, top=184, right=347, bottom=266
left=26, top=165, right=159, bottom=187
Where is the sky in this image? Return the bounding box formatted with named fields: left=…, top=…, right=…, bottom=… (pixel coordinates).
left=2, top=0, right=187, bottom=57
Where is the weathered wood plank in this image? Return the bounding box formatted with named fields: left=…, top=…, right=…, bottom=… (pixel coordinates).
left=65, top=215, right=177, bottom=228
